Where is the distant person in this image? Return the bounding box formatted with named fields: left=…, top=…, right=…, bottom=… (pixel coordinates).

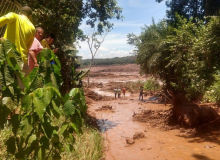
left=0, top=6, right=35, bottom=75
left=114, top=87, right=117, bottom=99
left=139, top=86, right=143, bottom=101
left=118, top=87, right=121, bottom=98
left=122, top=87, right=126, bottom=98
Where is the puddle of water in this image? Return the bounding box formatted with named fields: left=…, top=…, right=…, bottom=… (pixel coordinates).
left=93, top=88, right=131, bottom=97
left=97, top=119, right=119, bottom=133
left=145, top=96, right=160, bottom=101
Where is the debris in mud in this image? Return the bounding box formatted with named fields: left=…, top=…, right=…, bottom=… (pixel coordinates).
left=126, top=138, right=135, bottom=145
left=84, top=89, right=113, bottom=101
left=95, top=105, right=114, bottom=112
left=85, top=90, right=102, bottom=101
left=133, top=109, right=176, bottom=130
left=133, top=132, right=146, bottom=140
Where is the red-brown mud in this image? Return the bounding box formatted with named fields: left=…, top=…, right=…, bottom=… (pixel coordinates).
left=86, top=64, right=220, bottom=160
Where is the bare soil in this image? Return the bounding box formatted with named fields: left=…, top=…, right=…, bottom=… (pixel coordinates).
left=85, top=64, right=220, bottom=160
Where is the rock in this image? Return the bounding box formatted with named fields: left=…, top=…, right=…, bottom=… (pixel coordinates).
left=126, top=138, right=135, bottom=145
left=133, top=132, right=145, bottom=140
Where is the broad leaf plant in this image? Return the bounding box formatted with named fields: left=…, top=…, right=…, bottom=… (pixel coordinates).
left=0, top=38, right=88, bottom=159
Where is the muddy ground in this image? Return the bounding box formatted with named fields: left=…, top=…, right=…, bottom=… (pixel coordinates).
left=84, top=64, right=220, bottom=160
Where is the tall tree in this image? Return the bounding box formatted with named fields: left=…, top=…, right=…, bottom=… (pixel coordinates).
left=16, top=0, right=122, bottom=49
left=156, top=0, right=220, bottom=24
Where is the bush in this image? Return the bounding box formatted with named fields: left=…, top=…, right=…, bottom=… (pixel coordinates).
left=144, top=78, right=160, bottom=92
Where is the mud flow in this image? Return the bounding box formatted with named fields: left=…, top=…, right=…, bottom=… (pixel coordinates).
left=85, top=65, right=220, bottom=160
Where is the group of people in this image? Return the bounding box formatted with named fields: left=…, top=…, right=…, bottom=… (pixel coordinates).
left=114, top=87, right=126, bottom=99
left=0, top=6, right=58, bottom=88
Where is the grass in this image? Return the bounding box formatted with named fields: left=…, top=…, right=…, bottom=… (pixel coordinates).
left=61, top=126, right=104, bottom=160
left=0, top=124, right=104, bottom=160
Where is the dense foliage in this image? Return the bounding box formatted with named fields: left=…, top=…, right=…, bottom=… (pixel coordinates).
left=128, top=16, right=220, bottom=101
left=81, top=56, right=136, bottom=66
left=16, top=0, right=123, bottom=48
left=0, top=39, right=88, bottom=159
left=156, top=0, right=220, bottom=24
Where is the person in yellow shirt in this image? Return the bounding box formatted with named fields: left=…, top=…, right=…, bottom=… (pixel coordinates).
left=0, top=6, right=35, bottom=75
left=41, top=34, right=59, bottom=67
left=41, top=33, right=58, bottom=53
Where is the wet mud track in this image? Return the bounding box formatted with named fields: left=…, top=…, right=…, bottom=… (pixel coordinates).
left=86, top=65, right=220, bottom=160
left=88, top=95, right=220, bottom=160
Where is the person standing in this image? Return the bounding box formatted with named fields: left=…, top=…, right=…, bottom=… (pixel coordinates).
left=114, top=87, right=117, bottom=99
left=28, top=27, right=44, bottom=72
left=122, top=87, right=126, bottom=99
left=139, top=86, right=143, bottom=101
left=0, top=6, right=35, bottom=75
left=41, top=33, right=59, bottom=54
left=118, top=87, right=121, bottom=98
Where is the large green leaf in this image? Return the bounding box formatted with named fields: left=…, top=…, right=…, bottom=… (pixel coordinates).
left=2, top=97, right=17, bottom=111
left=3, top=39, right=13, bottom=55
left=0, top=65, right=6, bottom=86
left=27, top=134, right=36, bottom=148
left=20, top=115, right=33, bottom=140
left=50, top=72, right=59, bottom=89
left=33, top=97, right=46, bottom=121
left=70, top=109, right=83, bottom=134
left=0, top=43, right=6, bottom=62
left=29, top=77, right=43, bottom=92
left=42, top=121, right=56, bottom=139
left=39, top=60, right=51, bottom=79
left=4, top=65, right=14, bottom=86
left=43, top=87, right=54, bottom=105
left=22, top=95, right=32, bottom=112
left=63, top=100, right=76, bottom=118
left=37, top=49, right=52, bottom=62
left=51, top=99, right=62, bottom=119
left=14, top=71, right=29, bottom=89
left=60, top=123, right=68, bottom=135
left=27, top=67, right=39, bottom=84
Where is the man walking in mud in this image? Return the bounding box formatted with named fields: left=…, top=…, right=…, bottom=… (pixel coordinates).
left=139, top=86, right=143, bottom=101
left=122, top=87, right=126, bottom=99
left=118, top=87, right=121, bottom=98
left=114, top=87, right=117, bottom=98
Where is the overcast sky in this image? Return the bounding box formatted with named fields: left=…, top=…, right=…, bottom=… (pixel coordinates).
left=77, top=0, right=167, bottom=59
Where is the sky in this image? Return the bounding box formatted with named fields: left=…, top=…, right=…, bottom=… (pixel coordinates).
left=77, top=0, right=167, bottom=59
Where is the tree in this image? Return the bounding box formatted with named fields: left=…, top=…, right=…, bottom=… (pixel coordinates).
left=156, top=0, right=220, bottom=24
left=16, top=0, right=123, bottom=48
left=86, top=26, right=109, bottom=87
left=128, top=15, right=220, bottom=101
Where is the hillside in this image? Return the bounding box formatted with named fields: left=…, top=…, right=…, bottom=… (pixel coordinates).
left=81, top=56, right=136, bottom=66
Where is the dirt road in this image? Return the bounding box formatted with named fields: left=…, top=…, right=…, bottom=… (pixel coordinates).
left=86, top=64, right=220, bottom=160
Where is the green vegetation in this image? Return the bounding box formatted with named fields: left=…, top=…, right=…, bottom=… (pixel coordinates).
left=203, top=71, right=220, bottom=103
left=144, top=79, right=161, bottom=92
left=0, top=125, right=103, bottom=159
left=16, top=0, right=123, bottom=49
left=128, top=15, right=220, bottom=101
left=81, top=56, right=136, bottom=66
left=0, top=39, right=90, bottom=159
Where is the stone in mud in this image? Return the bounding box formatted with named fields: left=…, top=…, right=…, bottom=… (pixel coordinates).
left=126, top=138, right=135, bottom=145
left=133, top=132, right=145, bottom=140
